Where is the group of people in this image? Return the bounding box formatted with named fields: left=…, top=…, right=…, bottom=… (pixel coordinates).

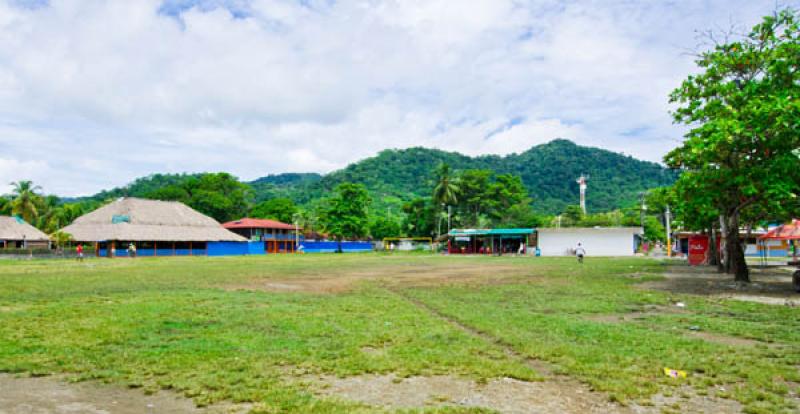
left=75, top=242, right=138, bottom=260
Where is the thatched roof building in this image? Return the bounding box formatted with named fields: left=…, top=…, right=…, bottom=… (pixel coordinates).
left=62, top=198, right=246, bottom=243
left=0, top=216, right=50, bottom=248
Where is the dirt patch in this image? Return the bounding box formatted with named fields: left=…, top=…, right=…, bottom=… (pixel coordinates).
left=308, top=373, right=629, bottom=413
left=228, top=263, right=528, bottom=294
left=631, top=385, right=743, bottom=414
left=582, top=308, right=768, bottom=348
left=723, top=295, right=799, bottom=306
left=308, top=374, right=744, bottom=414
left=0, top=374, right=247, bottom=414
left=639, top=265, right=798, bottom=299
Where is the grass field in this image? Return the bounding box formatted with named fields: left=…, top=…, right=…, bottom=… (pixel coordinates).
left=0, top=254, right=798, bottom=413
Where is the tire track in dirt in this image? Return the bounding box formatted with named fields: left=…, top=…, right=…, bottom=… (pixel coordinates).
left=383, top=287, right=635, bottom=413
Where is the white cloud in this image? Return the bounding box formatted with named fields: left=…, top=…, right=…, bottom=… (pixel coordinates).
left=0, top=0, right=794, bottom=196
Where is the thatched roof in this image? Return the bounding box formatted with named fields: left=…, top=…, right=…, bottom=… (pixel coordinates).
left=61, top=198, right=247, bottom=242
left=0, top=216, right=49, bottom=241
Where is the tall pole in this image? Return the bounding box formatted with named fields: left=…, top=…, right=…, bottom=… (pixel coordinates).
left=665, top=204, right=672, bottom=257
left=576, top=174, right=588, bottom=214
left=447, top=205, right=452, bottom=234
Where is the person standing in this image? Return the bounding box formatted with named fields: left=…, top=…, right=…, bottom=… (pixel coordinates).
left=575, top=242, right=586, bottom=263
left=128, top=242, right=137, bottom=258
left=76, top=243, right=84, bottom=262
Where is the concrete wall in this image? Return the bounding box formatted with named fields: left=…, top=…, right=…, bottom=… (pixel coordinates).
left=537, top=227, right=641, bottom=256
left=300, top=241, right=373, bottom=253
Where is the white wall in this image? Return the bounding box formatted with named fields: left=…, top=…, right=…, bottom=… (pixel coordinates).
left=537, top=227, right=641, bottom=256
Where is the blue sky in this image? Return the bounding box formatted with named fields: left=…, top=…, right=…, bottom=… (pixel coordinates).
left=0, top=0, right=794, bottom=196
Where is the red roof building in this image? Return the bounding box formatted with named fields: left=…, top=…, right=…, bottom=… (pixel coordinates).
left=222, top=218, right=298, bottom=253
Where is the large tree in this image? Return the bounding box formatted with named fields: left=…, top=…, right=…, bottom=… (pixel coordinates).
left=321, top=183, right=371, bottom=250
left=9, top=180, right=43, bottom=224
left=147, top=173, right=253, bottom=223
left=432, top=163, right=460, bottom=237
left=250, top=198, right=298, bottom=224
left=402, top=197, right=436, bottom=237
left=666, top=9, right=800, bottom=282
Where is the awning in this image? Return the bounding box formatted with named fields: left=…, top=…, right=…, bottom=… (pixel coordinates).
left=759, top=220, right=800, bottom=240
left=448, top=228, right=535, bottom=237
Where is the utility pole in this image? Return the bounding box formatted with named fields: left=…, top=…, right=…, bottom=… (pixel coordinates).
left=639, top=192, right=647, bottom=229
left=665, top=204, right=672, bottom=257
left=576, top=174, right=588, bottom=214
left=447, top=205, right=452, bottom=234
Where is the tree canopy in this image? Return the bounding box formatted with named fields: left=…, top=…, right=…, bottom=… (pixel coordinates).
left=250, top=198, right=298, bottom=224
left=666, top=9, right=800, bottom=281
left=320, top=183, right=371, bottom=241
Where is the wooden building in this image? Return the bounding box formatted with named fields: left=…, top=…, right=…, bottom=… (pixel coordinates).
left=222, top=218, right=298, bottom=253
left=60, top=198, right=249, bottom=257
left=0, top=216, right=49, bottom=249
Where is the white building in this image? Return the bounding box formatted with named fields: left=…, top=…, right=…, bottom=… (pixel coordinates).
left=537, top=227, right=642, bottom=256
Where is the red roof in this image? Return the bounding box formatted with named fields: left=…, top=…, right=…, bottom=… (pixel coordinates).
left=222, top=218, right=295, bottom=230
left=759, top=220, right=800, bottom=240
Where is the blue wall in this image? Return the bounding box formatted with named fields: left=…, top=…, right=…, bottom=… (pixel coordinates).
left=208, top=241, right=264, bottom=256
left=300, top=241, right=373, bottom=253
left=100, top=242, right=263, bottom=257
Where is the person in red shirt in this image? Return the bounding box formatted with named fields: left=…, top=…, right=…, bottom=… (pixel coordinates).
left=76, top=244, right=84, bottom=262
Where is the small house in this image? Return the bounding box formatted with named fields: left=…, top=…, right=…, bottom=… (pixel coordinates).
left=222, top=218, right=299, bottom=253
left=0, top=216, right=49, bottom=249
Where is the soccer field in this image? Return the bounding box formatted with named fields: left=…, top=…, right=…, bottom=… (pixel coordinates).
left=0, top=255, right=797, bottom=413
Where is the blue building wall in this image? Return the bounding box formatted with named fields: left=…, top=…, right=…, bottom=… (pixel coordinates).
left=208, top=241, right=264, bottom=256
left=300, top=241, right=373, bottom=253
left=99, top=242, right=263, bottom=257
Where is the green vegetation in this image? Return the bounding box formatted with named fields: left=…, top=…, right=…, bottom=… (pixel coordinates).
left=0, top=181, right=100, bottom=235
left=0, top=256, right=797, bottom=413
left=251, top=198, right=299, bottom=224
left=68, top=139, right=675, bottom=217
left=320, top=183, right=372, bottom=246
left=265, top=140, right=675, bottom=215
left=144, top=172, right=253, bottom=223
left=665, top=9, right=800, bottom=281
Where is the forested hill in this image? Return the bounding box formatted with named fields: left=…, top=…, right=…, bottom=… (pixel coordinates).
left=86, top=139, right=676, bottom=214
left=248, top=139, right=676, bottom=214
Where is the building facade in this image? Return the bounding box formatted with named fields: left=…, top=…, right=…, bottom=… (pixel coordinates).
left=222, top=218, right=299, bottom=253
left=537, top=227, right=642, bottom=256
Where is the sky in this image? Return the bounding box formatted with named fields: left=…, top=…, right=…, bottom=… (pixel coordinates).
left=0, top=0, right=793, bottom=196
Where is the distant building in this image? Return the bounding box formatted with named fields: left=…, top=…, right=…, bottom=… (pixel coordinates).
left=0, top=216, right=49, bottom=249
left=61, top=198, right=253, bottom=257
left=537, top=227, right=642, bottom=256
left=447, top=228, right=535, bottom=254
left=222, top=218, right=299, bottom=253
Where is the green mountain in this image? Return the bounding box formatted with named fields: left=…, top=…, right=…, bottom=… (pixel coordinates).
left=84, top=139, right=676, bottom=214
left=250, top=139, right=676, bottom=214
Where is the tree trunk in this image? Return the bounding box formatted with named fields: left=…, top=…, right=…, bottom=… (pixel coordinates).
left=708, top=227, right=719, bottom=267
left=725, top=212, right=750, bottom=282
left=718, top=215, right=729, bottom=273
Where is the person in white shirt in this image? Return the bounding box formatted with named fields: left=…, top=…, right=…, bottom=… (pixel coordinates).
left=575, top=243, right=586, bottom=263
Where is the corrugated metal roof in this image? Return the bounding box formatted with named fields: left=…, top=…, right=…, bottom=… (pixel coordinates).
left=222, top=218, right=295, bottom=230
left=448, top=228, right=535, bottom=236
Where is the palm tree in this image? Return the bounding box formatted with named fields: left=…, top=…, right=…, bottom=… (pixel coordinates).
left=433, top=163, right=460, bottom=237
left=10, top=180, right=43, bottom=224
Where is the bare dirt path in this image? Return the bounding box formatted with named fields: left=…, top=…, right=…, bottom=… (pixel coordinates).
left=639, top=264, right=799, bottom=305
